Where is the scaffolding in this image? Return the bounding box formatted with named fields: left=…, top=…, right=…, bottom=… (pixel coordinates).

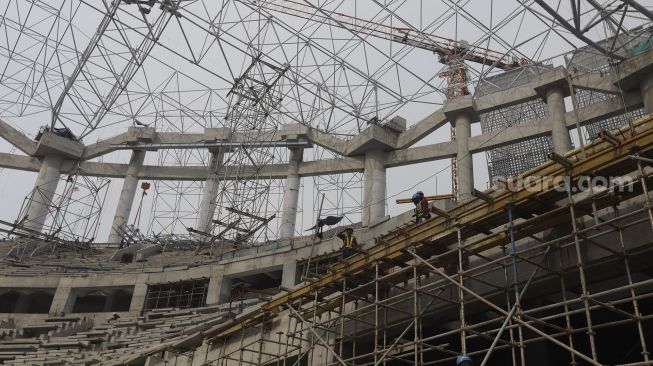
left=143, top=278, right=209, bottom=311
left=565, top=27, right=653, bottom=140
left=190, top=114, right=653, bottom=366
left=208, top=55, right=289, bottom=247
left=149, top=149, right=207, bottom=236
left=4, top=170, right=109, bottom=260
left=311, top=146, right=364, bottom=231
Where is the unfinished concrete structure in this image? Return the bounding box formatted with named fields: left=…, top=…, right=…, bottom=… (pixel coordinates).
left=1, top=1, right=653, bottom=365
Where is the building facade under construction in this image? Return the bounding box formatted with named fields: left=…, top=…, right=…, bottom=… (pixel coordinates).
left=1, top=1, right=653, bottom=366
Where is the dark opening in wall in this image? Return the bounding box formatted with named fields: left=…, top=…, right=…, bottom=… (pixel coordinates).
left=229, top=270, right=283, bottom=302
left=0, top=291, right=19, bottom=313
left=70, top=286, right=134, bottom=313
left=144, top=278, right=209, bottom=311
left=28, top=291, right=54, bottom=313
left=113, top=289, right=133, bottom=312
left=72, top=291, right=107, bottom=313
left=0, top=288, right=54, bottom=314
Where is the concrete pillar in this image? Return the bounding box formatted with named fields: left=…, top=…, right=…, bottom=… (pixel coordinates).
left=49, top=278, right=73, bottom=314
left=641, top=73, right=653, bottom=115
left=23, top=154, right=63, bottom=233
left=281, top=261, right=298, bottom=289
left=454, top=113, right=474, bottom=202
left=108, top=149, right=146, bottom=243
left=279, top=147, right=303, bottom=239
left=129, top=281, right=148, bottom=315
left=206, top=270, right=232, bottom=305
left=216, top=276, right=232, bottom=304
left=363, top=149, right=386, bottom=226
left=546, top=86, right=573, bottom=154
left=197, top=151, right=223, bottom=234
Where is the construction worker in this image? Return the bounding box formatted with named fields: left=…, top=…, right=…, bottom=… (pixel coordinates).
left=337, top=227, right=358, bottom=259
left=412, top=191, right=432, bottom=224
left=456, top=355, right=473, bottom=366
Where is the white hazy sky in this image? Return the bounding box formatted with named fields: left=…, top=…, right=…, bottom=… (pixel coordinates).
left=0, top=0, right=648, bottom=241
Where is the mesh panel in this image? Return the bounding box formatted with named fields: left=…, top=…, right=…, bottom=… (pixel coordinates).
left=477, top=64, right=554, bottom=182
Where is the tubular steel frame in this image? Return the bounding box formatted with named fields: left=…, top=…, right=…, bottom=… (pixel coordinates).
left=189, top=114, right=653, bottom=366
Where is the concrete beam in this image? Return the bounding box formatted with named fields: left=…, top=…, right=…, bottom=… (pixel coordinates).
left=614, top=48, right=653, bottom=91
left=0, top=118, right=36, bottom=156
left=0, top=152, right=40, bottom=171
left=570, top=71, right=620, bottom=94
left=82, top=132, right=129, bottom=160
left=305, top=128, right=348, bottom=155
left=396, top=109, right=448, bottom=149
left=0, top=93, right=643, bottom=180
left=474, top=82, right=539, bottom=113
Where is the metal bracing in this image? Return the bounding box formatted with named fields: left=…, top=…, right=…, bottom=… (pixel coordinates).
left=1, top=0, right=652, bottom=237
left=5, top=170, right=109, bottom=260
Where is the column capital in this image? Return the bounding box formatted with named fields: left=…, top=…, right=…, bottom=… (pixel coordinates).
left=126, top=126, right=156, bottom=144
left=280, top=123, right=310, bottom=142
left=34, top=132, right=83, bottom=159
left=533, top=67, right=570, bottom=101
left=204, top=128, right=231, bottom=152
left=443, top=95, right=479, bottom=123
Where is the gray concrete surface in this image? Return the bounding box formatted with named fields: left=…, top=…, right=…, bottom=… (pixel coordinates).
left=108, top=149, right=146, bottom=243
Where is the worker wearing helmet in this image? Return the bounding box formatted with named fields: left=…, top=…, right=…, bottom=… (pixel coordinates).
left=412, top=191, right=431, bottom=224
left=337, top=227, right=358, bottom=259
left=456, top=355, right=473, bottom=366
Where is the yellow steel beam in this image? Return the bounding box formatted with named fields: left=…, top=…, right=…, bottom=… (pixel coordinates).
left=395, top=194, right=455, bottom=204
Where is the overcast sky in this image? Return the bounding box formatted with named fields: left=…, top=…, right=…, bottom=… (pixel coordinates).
left=0, top=0, right=649, bottom=241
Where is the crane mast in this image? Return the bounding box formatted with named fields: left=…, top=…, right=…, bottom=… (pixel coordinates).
left=251, top=0, right=529, bottom=199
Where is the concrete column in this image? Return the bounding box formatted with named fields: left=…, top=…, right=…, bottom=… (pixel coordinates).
left=129, top=279, right=148, bottom=315
left=546, top=86, right=573, bottom=154
left=363, top=149, right=386, bottom=226
left=49, top=278, right=73, bottom=314
left=454, top=113, right=474, bottom=202
left=281, top=261, right=298, bottom=289
left=206, top=270, right=232, bottom=305
left=197, top=151, right=223, bottom=234
left=279, top=148, right=303, bottom=239
left=641, top=73, right=653, bottom=115
left=108, top=149, right=146, bottom=243
left=23, top=154, right=63, bottom=233
left=216, top=276, right=232, bottom=304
